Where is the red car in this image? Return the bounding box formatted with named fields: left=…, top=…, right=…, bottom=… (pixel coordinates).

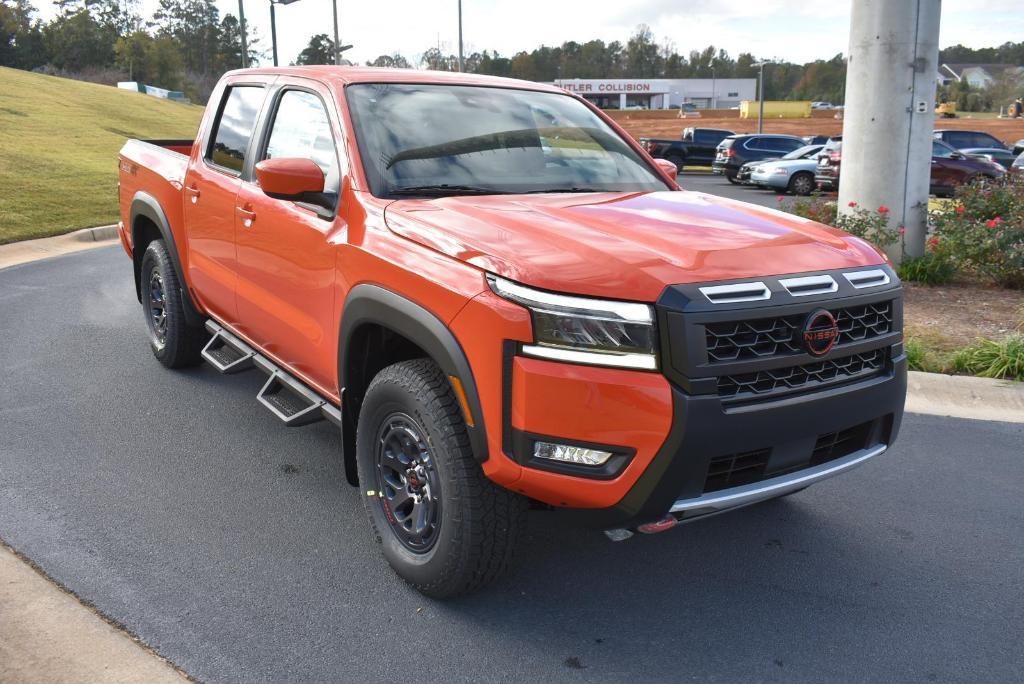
left=118, top=67, right=907, bottom=596
left=817, top=138, right=1005, bottom=195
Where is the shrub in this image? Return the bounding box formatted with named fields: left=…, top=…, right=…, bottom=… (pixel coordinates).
left=951, top=335, right=1024, bottom=381
left=784, top=195, right=838, bottom=225
left=931, top=176, right=1024, bottom=289
left=904, top=338, right=928, bottom=371
left=896, top=239, right=956, bottom=285
left=835, top=202, right=901, bottom=250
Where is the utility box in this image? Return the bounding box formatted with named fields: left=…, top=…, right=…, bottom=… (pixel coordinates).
left=739, top=100, right=812, bottom=118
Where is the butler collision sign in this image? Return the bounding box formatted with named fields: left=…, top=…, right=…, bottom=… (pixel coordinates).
left=553, top=77, right=755, bottom=109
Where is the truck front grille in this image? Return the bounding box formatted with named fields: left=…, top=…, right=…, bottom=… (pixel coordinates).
left=717, top=348, right=887, bottom=401
left=705, top=301, right=893, bottom=363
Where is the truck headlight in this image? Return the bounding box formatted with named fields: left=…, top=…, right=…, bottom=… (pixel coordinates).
left=488, top=276, right=658, bottom=370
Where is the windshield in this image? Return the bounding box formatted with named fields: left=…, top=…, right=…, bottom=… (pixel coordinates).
left=783, top=145, right=821, bottom=160
left=345, top=83, right=670, bottom=198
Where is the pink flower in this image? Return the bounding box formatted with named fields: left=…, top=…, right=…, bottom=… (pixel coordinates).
left=985, top=218, right=999, bottom=229
left=848, top=201, right=858, bottom=208
left=777, top=195, right=785, bottom=202
left=955, top=206, right=965, bottom=215
left=878, top=205, right=890, bottom=214
left=927, top=237, right=940, bottom=248
left=898, top=227, right=906, bottom=235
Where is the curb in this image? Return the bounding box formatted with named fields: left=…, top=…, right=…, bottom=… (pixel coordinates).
left=906, top=370, right=1024, bottom=423
left=0, top=225, right=119, bottom=270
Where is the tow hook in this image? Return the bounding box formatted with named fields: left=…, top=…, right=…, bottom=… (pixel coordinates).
left=637, top=515, right=680, bottom=535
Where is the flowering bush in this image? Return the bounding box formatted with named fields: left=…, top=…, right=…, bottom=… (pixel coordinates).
left=930, top=175, right=1024, bottom=289
left=783, top=197, right=901, bottom=249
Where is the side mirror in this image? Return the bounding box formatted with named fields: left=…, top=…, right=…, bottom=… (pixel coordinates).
left=255, top=158, right=325, bottom=201
left=654, top=158, right=679, bottom=177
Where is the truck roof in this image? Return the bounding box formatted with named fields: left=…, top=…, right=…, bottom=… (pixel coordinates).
left=222, top=65, right=564, bottom=94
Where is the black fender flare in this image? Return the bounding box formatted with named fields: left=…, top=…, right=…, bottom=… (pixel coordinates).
left=338, top=284, right=489, bottom=466
left=130, top=191, right=203, bottom=326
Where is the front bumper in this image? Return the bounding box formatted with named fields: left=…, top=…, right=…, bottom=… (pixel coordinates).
left=750, top=171, right=787, bottom=188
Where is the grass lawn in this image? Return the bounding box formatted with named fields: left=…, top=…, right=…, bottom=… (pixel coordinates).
left=0, top=67, right=204, bottom=244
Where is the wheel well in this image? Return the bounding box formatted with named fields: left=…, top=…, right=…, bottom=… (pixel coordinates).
left=131, top=215, right=162, bottom=301
left=340, top=322, right=429, bottom=485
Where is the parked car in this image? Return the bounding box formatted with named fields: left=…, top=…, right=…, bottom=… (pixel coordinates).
left=930, top=140, right=1006, bottom=195
left=1013, top=139, right=1024, bottom=156
left=749, top=144, right=826, bottom=195
left=815, top=137, right=843, bottom=190
left=712, top=134, right=806, bottom=184
left=962, top=147, right=1018, bottom=170
left=816, top=138, right=1005, bottom=195
left=803, top=135, right=831, bottom=145
left=1013, top=151, right=1024, bottom=173
left=117, top=66, right=907, bottom=597
left=641, top=127, right=735, bottom=172
left=737, top=143, right=823, bottom=185
left=933, top=130, right=1007, bottom=151
left=811, top=102, right=834, bottom=110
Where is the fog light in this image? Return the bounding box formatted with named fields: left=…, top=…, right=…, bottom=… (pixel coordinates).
left=534, top=442, right=613, bottom=466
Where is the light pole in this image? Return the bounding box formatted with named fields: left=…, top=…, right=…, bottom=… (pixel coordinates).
left=270, top=0, right=302, bottom=67
left=332, top=0, right=340, bottom=65
left=238, top=0, right=248, bottom=68
left=457, top=0, right=464, bottom=72
left=753, top=61, right=767, bottom=133
left=710, top=66, right=716, bottom=110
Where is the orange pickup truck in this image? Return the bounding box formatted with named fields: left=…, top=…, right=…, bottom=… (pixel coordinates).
left=118, top=67, right=906, bottom=597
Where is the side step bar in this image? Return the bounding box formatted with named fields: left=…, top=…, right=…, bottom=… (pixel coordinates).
left=202, top=321, right=342, bottom=428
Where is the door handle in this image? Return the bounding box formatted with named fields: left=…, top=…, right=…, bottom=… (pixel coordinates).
left=185, top=185, right=201, bottom=204
left=236, top=206, right=257, bottom=228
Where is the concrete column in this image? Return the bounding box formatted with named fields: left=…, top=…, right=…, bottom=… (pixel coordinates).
left=838, top=0, right=941, bottom=261
left=619, top=93, right=627, bottom=109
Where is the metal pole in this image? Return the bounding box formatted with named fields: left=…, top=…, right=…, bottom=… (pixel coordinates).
left=238, top=0, right=248, bottom=68
left=457, top=0, right=464, bottom=72
left=711, top=67, right=716, bottom=110
left=758, top=62, right=765, bottom=134
left=838, top=0, right=941, bottom=261
left=270, top=1, right=278, bottom=67
left=332, top=0, right=341, bottom=65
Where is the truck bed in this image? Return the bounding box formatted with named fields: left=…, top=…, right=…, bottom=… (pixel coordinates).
left=118, top=139, right=194, bottom=261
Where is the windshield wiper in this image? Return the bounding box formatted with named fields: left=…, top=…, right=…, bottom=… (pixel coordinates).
left=388, top=184, right=507, bottom=197
left=522, top=187, right=604, bottom=194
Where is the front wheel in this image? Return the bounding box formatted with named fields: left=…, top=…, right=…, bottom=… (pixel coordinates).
left=665, top=154, right=685, bottom=174
left=725, top=173, right=740, bottom=185
left=356, top=359, right=526, bottom=598
left=788, top=172, right=815, bottom=196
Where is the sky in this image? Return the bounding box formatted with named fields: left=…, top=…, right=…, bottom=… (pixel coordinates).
left=38, top=0, right=1024, bottom=69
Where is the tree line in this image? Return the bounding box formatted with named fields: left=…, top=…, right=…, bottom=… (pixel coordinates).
left=4, top=2, right=1022, bottom=108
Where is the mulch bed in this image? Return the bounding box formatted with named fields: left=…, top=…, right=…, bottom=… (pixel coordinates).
left=903, top=280, right=1024, bottom=351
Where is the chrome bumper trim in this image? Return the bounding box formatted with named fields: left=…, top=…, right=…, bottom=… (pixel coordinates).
left=670, top=444, right=887, bottom=516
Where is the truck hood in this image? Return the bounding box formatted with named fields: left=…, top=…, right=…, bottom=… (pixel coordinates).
left=383, top=190, right=885, bottom=301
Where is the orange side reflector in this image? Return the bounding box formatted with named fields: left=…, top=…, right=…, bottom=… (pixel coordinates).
left=448, top=375, right=475, bottom=428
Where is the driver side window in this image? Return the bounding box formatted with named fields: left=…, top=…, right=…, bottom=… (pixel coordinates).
left=264, top=90, right=341, bottom=200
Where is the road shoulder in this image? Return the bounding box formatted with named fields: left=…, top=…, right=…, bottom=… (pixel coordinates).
left=0, top=225, right=119, bottom=271
left=906, top=370, right=1024, bottom=423
left=0, top=544, right=188, bottom=684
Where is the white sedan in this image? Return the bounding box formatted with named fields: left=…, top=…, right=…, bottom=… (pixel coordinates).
left=749, top=144, right=824, bottom=195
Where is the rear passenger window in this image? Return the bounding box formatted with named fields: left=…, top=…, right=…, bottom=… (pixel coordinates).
left=207, top=86, right=265, bottom=173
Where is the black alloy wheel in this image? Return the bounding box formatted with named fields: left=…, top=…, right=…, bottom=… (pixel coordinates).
left=374, top=412, right=442, bottom=552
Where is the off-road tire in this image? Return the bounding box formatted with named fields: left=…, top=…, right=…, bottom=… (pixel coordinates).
left=139, top=240, right=206, bottom=368
left=356, top=359, right=526, bottom=598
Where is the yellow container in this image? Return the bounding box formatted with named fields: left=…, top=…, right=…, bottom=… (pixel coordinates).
left=739, top=100, right=812, bottom=118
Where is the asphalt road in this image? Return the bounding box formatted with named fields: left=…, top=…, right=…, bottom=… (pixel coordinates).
left=680, top=170, right=788, bottom=207
left=2, top=245, right=1023, bottom=683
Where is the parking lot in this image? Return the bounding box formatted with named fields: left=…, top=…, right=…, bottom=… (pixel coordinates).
left=1, top=245, right=1022, bottom=682
left=679, top=170, right=785, bottom=207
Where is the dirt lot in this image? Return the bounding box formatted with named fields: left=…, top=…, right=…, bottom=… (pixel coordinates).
left=904, top=280, right=1024, bottom=350
left=608, top=109, right=1024, bottom=142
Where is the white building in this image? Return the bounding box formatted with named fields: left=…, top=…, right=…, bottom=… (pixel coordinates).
left=552, top=77, right=757, bottom=110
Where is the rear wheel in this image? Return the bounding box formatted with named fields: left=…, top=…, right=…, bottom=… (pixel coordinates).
left=788, top=172, right=815, bottom=196
left=356, top=359, right=526, bottom=598
left=139, top=240, right=206, bottom=368
left=726, top=173, right=740, bottom=185
left=665, top=154, right=685, bottom=174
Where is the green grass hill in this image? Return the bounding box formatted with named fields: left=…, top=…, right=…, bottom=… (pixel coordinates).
left=0, top=67, right=204, bottom=244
